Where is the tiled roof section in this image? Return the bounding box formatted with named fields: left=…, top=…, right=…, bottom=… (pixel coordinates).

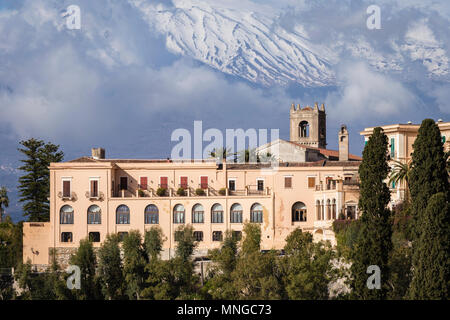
left=227, top=160, right=361, bottom=169
left=66, top=157, right=216, bottom=164
left=286, top=141, right=362, bottom=161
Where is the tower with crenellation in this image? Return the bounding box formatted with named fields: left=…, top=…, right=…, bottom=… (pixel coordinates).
left=289, top=102, right=326, bottom=148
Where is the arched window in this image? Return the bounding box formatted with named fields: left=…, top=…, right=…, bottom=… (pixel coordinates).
left=87, top=205, right=101, bottom=224
left=326, top=199, right=331, bottom=220
left=320, top=200, right=325, bottom=220
left=292, top=202, right=307, bottom=222
left=316, top=200, right=321, bottom=220
left=116, top=205, right=130, bottom=224
left=173, top=204, right=185, bottom=224
left=192, top=204, right=204, bottom=223
left=145, top=204, right=159, bottom=224
left=230, top=203, right=243, bottom=223
left=332, top=199, right=336, bottom=220
left=211, top=203, right=224, bottom=223
left=299, top=121, right=309, bottom=138
left=60, top=205, right=74, bottom=224
left=251, top=203, right=264, bottom=223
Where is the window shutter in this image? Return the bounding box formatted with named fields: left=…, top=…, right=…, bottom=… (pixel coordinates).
left=180, top=176, right=188, bottom=188
left=201, top=176, right=208, bottom=189
left=91, top=180, right=98, bottom=197
left=160, top=177, right=168, bottom=189
left=63, top=180, right=70, bottom=197
left=140, top=177, right=148, bottom=190
left=308, top=177, right=316, bottom=188
left=285, top=177, right=292, bottom=188
left=391, top=138, right=395, bottom=155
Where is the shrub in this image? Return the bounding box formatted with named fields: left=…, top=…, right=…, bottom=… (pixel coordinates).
left=176, top=187, right=186, bottom=196
left=156, top=188, right=167, bottom=197
left=138, top=189, right=146, bottom=197
left=218, top=188, right=226, bottom=196
left=195, top=188, right=206, bottom=196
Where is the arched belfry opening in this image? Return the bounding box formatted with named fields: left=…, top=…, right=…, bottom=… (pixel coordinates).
left=299, top=121, right=309, bottom=138
left=290, top=102, right=326, bottom=148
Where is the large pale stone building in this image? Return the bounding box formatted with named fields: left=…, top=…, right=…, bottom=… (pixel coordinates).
left=360, top=120, right=450, bottom=207
left=23, top=103, right=363, bottom=269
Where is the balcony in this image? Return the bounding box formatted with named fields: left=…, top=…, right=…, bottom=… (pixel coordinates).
left=85, top=191, right=104, bottom=201
left=57, top=191, right=77, bottom=201
left=111, top=184, right=271, bottom=198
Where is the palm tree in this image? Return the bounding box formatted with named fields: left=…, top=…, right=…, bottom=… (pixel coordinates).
left=0, top=186, right=9, bottom=223
left=389, top=159, right=412, bottom=203
left=208, top=147, right=233, bottom=162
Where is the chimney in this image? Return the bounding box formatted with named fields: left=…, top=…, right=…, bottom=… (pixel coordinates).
left=91, top=148, right=105, bottom=159
left=338, top=125, right=349, bottom=161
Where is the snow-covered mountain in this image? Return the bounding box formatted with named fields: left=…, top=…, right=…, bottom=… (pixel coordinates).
left=132, top=0, right=449, bottom=87
left=133, top=0, right=336, bottom=87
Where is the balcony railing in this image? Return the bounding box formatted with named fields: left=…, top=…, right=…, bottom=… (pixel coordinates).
left=111, top=185, right=271, bottom=198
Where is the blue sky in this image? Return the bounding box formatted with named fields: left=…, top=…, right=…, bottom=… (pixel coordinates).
left=0, top=0, right=449, bottom=221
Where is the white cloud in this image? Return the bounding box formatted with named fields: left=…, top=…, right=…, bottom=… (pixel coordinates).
left=326, top=61, right=420, bottom=124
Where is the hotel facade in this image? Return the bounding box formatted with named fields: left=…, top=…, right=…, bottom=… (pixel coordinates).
left=23, top=103, right=447, bottom=270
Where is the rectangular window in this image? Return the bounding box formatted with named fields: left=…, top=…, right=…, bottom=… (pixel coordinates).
left=212, top=231, right=223, bottom=242
left=284, top=176, right=292, bottom=188
left=200, top=176, right=208, bottom=189
left=193, top=231, right=203, bottom=242
left=62, top=180, right=71, bottom=198
left=61, top=232, right=72, bottom=243
left=119, top=177, right=128, bottom=190
left=90, top=179, right=98, bottom=198
left=228, top=179, right=236, bottom=191
left=180, top=176, right=188, bottom=189
left=160, top=176, right=168, bottom=189
left=89, top=232, right=100, bottom=242
left=308, top=177, right=316, bottom=188
left=140, top=177, right=148, bottom=190
left=257, top=179, right=264, bottom=191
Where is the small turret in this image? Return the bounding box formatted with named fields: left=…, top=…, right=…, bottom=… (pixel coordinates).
left=338, top=125, right=349, bottom=161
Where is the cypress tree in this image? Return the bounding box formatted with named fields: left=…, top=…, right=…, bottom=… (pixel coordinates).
left=409, top=119, right=449, bottom=299
left=350, top=127, right=392, bottom=299
left=409, top=193, right=449, bottom=299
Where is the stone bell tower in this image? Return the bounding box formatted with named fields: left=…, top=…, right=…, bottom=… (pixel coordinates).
left=289, top=102, right=326, bottom=148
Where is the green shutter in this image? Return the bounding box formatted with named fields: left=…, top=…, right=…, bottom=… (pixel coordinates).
left=442, top=136, right=446, bottom=143
left=390, top=138, right=395, bottom=155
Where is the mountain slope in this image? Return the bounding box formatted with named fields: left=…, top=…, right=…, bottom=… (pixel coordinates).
left=134, top=0, right=335, bottom=87
left=132, top=0, right=449, bottom=87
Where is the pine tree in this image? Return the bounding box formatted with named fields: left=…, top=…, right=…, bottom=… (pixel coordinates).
left=350, top=127, right=392, bottom=299
left=18, top=138, right=63, bottom=221
left=0, top=187, right=9, bottom=224
left=409, top=193, right=449, bottom=299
